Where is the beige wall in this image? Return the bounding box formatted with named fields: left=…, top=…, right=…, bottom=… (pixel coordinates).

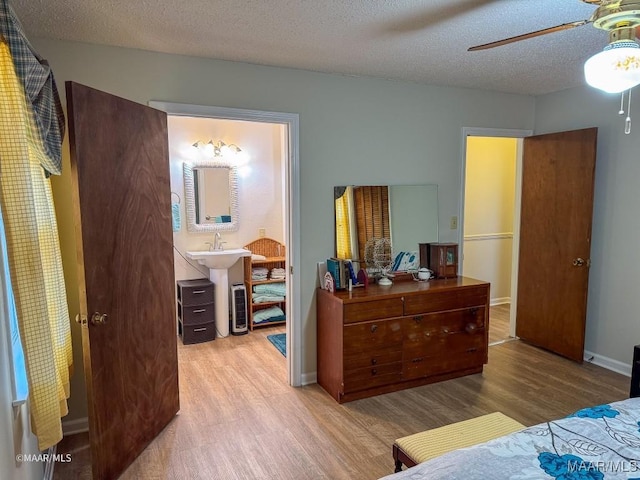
left=463, top=137, right=517, bottom=303
left=35, top=38, right=535, bottom=422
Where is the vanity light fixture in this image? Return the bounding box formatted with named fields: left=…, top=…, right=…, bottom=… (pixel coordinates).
left=193, top=140, right=243, bottom=158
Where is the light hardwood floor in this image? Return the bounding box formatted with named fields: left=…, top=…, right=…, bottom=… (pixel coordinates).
left=489, top=303, right=512, bottom=345
left=55, top=325, right=629, bottom=480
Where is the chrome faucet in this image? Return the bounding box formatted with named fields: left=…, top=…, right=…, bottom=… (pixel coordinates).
left=213, top=232, right=224, bottom=251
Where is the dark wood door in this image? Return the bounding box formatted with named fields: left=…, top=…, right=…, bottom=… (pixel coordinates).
left=66, top=82, right=179, bottom=479
left=515, top=128, right=597, bottom=362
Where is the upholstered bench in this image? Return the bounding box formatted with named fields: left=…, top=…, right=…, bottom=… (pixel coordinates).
left=392, top=412, right=525, bottom=472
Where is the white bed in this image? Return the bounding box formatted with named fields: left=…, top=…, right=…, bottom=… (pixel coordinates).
left=380, top=397, right=640, bottom=480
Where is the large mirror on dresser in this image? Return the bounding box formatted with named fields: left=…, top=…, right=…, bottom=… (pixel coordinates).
left=333, top=184, right=438, bottom=270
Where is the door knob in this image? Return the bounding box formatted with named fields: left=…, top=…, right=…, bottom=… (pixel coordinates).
left=91, top=312, right=108, bottom=326
left=572, top=258, right=586, bottom=267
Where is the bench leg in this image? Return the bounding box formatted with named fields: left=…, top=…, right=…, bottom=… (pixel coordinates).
left=394, top=459, right=403, bottom=473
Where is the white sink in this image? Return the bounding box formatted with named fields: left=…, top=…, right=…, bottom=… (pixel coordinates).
left=186, top=248, right=251, bottom=270
left=185, top=248, right=251, bottom=338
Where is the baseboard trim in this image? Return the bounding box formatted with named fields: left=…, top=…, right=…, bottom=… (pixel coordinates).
left=490, top=297, right=510, bottom=306
left=301, top=371, right=317, bottom=386
left=584, top=350, right=631, bottom=377
left=62, top=417, right=89, bottom=436
left=43, top=445, right=56, bottom=480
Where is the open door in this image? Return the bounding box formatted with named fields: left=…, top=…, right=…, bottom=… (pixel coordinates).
left=66, top=82, right=179, bottom=479
left=515, top=128, right=597, bottom=362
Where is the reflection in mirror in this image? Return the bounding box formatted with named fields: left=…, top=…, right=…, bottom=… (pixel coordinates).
left=183, top=161, right=239, bottom=233
left=193, top=168, right=231, bottom=224
left=334, top=185, right=438, bottom=270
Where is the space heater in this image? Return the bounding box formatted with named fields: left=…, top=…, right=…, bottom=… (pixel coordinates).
left=230, top=283, right=248, bottom=335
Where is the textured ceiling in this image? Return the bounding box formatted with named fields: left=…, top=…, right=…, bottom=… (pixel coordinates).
left=10, top=0, right=612, bottom=95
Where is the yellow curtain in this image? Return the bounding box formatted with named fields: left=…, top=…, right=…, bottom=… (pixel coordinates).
left=335, top=189, right=352, bottom=259
left=0, top=39, right=72, bottom=450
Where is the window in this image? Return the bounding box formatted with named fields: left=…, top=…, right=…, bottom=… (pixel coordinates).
left=0, top=209, right=28, bottom=405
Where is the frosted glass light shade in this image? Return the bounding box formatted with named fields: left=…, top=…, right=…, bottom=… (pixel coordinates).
left=584, top=42, right=640, bottom=94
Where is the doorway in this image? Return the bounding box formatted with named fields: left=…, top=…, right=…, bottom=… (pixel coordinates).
left=460, top=128, right=532, bottom=345
left=149, top=101, right=301, bottom=386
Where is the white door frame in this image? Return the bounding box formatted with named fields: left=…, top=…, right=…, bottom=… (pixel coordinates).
left=460, top=127, right=533, bottom=338
left=149, top=101, right=302, bottom=386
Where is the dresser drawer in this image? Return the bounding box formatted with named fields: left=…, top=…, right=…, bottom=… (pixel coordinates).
left=343, top=298, right=404, bottom=323
left=344, top=318, right=403, bottom=352
left=180, top=303, right=215, bottom=326
left=403, top=348, right=485, bottom=380
left=178, top=281, right=214, bottom=306
left=344, top=362, right=402, bottom=392
left=404, top=307, right=486, bottom=344
left=180, top=322, right=216, bottom=344
left=344, top=348, right=403, bottom=370
left=403, top=333, right=485, bottom=363
left=404, top=286, right=487, bottom=315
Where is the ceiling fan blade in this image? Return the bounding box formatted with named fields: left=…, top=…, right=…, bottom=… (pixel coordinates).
left=468, top=20, right=590, bottom=52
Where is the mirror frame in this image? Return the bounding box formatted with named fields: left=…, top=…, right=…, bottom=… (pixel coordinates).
left=183, top=160, right=240, bottom=233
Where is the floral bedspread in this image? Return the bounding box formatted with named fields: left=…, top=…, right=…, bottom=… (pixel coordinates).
left=380, top=398, right=640, bottom=480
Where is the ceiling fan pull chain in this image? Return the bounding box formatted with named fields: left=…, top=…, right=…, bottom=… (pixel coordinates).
left=619, top=91, right=625, bottom=115
left=625, top=88, right=633, bottom=135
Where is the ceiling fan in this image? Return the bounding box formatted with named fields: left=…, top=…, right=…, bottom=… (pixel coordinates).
left=468, top=0, right=640, bottom=95
left=469, top=0, right=640, bottom=52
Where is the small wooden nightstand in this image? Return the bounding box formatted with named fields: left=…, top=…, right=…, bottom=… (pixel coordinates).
left=177, top=279, right=215, bottom=344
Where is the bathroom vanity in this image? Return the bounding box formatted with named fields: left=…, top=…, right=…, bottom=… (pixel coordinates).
left=316, top=276, right=489, bottom=403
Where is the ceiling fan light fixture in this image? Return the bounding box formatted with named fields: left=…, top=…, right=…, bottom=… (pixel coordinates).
left=584, top=41, right=640, bottom=94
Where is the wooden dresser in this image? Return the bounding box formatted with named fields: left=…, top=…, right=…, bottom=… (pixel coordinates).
left=317, top=277, right=490, bottom=403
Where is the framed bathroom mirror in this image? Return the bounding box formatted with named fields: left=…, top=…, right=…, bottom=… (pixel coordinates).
left=334, top=184, right=438, bottom=268
left=183, top=160, right=240, bottom=232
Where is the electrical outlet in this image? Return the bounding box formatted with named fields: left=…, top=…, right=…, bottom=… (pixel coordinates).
left=258, top=228, right=266, bottom=238
left=450, top=216, right=458, bottom=230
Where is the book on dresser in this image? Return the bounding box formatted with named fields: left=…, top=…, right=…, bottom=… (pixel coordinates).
left=316, top=276, right=490, bottom=403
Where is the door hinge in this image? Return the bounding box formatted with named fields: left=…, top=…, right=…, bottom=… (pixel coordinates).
left=289, top=265, right=294, bottom=275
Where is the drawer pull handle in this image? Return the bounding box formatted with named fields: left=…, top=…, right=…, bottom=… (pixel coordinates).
left=412, top=357, right=424, bottom=363
left=371, top=324, right=378, bottom=333
left=465, top=323, right=478, bottom=334
left=193, top=327, right=207, bottom=332
left=442, top=327, right=450, bottom=334
left=466, top=347, right=477, bottom=353
left=371, top=369, right=377, bottom=375
left=371, top=358, right=377, bottom=365
left=192, top=290, right=206, bottom=294
left=470, top=307, right=478, bottom=315
left=413, top=316, right=423, bottom=323
left=193, top=309, right=206, bottom=313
